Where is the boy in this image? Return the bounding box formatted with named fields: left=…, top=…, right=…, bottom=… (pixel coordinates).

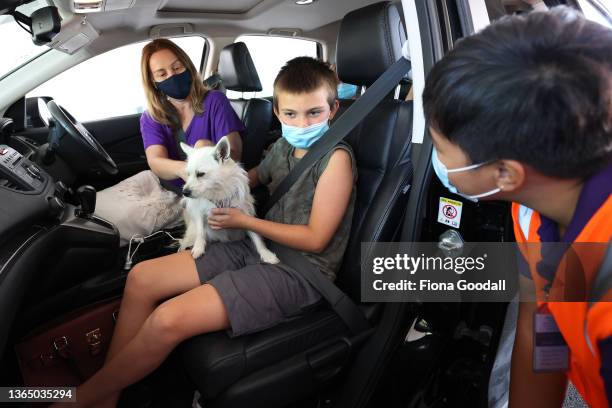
left=422, top=7, right=612, bottom=408
left=51, top=57, right=357, bottom=407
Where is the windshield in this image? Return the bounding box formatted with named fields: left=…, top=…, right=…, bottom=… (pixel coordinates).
left=0, top=15, right=49, bottom=80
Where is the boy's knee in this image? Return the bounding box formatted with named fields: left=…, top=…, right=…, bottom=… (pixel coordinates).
left=125, top=260, right=155, bottom=298
left=146, top=305, right=184, bottom=345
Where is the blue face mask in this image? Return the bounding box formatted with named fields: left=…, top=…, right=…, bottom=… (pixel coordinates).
left=337, top=83, right=358, bottom=99
left=282, top=120, right=330, bottom=149
left=156, top=70, right=192, bottom=100
left=431, top=148, right=500, bottom=202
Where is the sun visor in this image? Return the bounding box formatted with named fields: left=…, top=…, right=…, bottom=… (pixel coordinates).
left=47, top=15, right=99, bottom=54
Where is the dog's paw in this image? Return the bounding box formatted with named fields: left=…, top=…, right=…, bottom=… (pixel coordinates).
left=191, top=243, right=205, bottom=259
left=260, top=250, right=280, bottom=264
left=179, top=238, right=193, bottom=252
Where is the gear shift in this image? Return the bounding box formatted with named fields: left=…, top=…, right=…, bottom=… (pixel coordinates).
left=76, top=185, right=97, bottom=217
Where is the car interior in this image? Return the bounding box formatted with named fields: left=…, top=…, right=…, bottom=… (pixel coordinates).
left=0, top=0, right=602, bottom=407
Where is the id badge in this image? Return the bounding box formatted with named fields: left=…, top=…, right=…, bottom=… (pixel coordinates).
left=533, top=304, right=569, bottom=373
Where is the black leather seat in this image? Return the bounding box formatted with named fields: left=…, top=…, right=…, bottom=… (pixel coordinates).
left=179, top=3, right=413, bottom=407
left=218, top=42, right=273, bottom=170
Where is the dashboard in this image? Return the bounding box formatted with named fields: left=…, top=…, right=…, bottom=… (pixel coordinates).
left=0, top=145, right=45, bottom=190
left=0, top=136, right=119, bottom=357
left=0, top=142, right=58, bottom=248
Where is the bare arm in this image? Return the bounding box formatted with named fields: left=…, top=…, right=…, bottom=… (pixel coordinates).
left=145, top=145, right=187, bottom=181
left=194, top=139, right=213, bottom=148
left=210, top=149, right=353, bottom=253
left=509, top=277, right=567, bottom=408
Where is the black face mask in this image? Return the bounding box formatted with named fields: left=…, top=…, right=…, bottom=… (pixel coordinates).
left=155, top=70, right=192, bottom=100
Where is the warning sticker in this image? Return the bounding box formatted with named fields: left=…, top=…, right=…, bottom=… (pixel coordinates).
left=437, top=197, right=463, bottom=229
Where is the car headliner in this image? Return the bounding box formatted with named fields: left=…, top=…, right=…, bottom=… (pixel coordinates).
left=0, top=0, right=386, bottom=113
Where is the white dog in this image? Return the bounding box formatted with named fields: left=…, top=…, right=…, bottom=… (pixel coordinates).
left=178, top=136, right=279, bottom=264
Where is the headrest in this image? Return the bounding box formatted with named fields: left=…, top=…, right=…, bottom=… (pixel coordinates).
left=336, top=1, right=407, bottom=87
left=203, top=73, right=226, bottom=93
left=218, top=42, right=262, bottom=92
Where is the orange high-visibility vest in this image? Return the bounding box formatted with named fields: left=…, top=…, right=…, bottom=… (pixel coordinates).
left=511, top=194, right=612, bottom=408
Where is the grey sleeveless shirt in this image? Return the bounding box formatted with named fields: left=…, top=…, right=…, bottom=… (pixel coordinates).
left=256, top=137, right=357, bottom=281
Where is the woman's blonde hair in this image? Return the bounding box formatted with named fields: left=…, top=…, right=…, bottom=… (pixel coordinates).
left=141, top=38, right=208, bottom=129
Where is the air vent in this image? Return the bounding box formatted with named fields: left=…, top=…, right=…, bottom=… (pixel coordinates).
left=0, top=178, right=28, bottom=192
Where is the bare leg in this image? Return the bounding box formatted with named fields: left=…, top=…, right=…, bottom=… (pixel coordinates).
left=90, top=251, right=201, bottom=408
left=50, top=283, right=229, bottom=408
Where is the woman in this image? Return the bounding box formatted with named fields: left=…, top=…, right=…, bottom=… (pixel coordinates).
left=95, top=39, right=245, bottom=245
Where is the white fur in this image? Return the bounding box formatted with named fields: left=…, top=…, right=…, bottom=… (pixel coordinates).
left=178, top=137, right=279, bottom=264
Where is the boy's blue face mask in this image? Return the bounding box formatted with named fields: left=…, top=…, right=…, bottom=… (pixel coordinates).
left=156, top=70, right=192, bottom=100
left=337, top=83, right=358, bottom=99
left=431, top=148, right=500, bottom=202
left=281, top=120, right=329, bottom=149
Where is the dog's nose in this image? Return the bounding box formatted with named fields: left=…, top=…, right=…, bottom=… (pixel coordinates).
left=183, top=188, right=192, bottom=197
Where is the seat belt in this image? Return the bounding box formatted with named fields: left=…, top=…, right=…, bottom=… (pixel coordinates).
left=262, top=55, right=411, bottom=216
left=159, top=127, right=188, bottom=195
left=174, top=127, right=188, bottom=161
left=261, top=51, right=412, bottom=335
left=268, top=242, right=370, bottom=335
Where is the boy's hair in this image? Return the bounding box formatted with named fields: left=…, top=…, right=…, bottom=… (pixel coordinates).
left=423, top=7, right=612, bottom=179
left=273, top=57, right=339, bottom=111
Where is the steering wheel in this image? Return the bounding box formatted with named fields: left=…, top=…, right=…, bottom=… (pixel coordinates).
left=46, top=100, right=118, bottom=176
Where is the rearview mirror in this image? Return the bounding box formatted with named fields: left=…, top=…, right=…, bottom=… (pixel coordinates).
left=12, top=5, right=61, bottom=45
left=30, top=6, right=61, bottom=45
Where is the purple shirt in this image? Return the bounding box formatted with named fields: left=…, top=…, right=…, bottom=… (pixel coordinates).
left=140, top=90, right=245, bottom=187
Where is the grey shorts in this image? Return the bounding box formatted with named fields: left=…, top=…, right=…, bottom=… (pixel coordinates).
left=195, top=239, right=323, bottom=337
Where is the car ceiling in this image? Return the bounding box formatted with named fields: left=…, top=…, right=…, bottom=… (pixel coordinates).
left=0, top=0, right=385, bottom=115
left=52, top=0, right=379, bottom=40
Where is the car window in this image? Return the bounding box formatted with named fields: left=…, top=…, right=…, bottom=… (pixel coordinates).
left=28, top=36, right=206, bottom=123
left=225, top=35, right=318, bottom=99
left=577, top=0, right=611, bottom=28
left=0, top=15, right=49, bottom=80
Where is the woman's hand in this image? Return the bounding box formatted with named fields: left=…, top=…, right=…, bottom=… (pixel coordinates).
left=178, top=164, right=188, bottom=181
left=208, top=208, right=249, bottom=230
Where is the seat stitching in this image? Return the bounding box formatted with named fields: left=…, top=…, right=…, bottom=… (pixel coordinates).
left=247, top=312, right=341, bottom=355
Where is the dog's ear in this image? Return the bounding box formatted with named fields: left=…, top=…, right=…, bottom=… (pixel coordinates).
left=214, top=136, right=231, bottom=162
left=180, top=142, right=194, bottom=157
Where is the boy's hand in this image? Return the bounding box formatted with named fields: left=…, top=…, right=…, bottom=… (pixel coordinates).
left=208, top=208, right=249, bottom=230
